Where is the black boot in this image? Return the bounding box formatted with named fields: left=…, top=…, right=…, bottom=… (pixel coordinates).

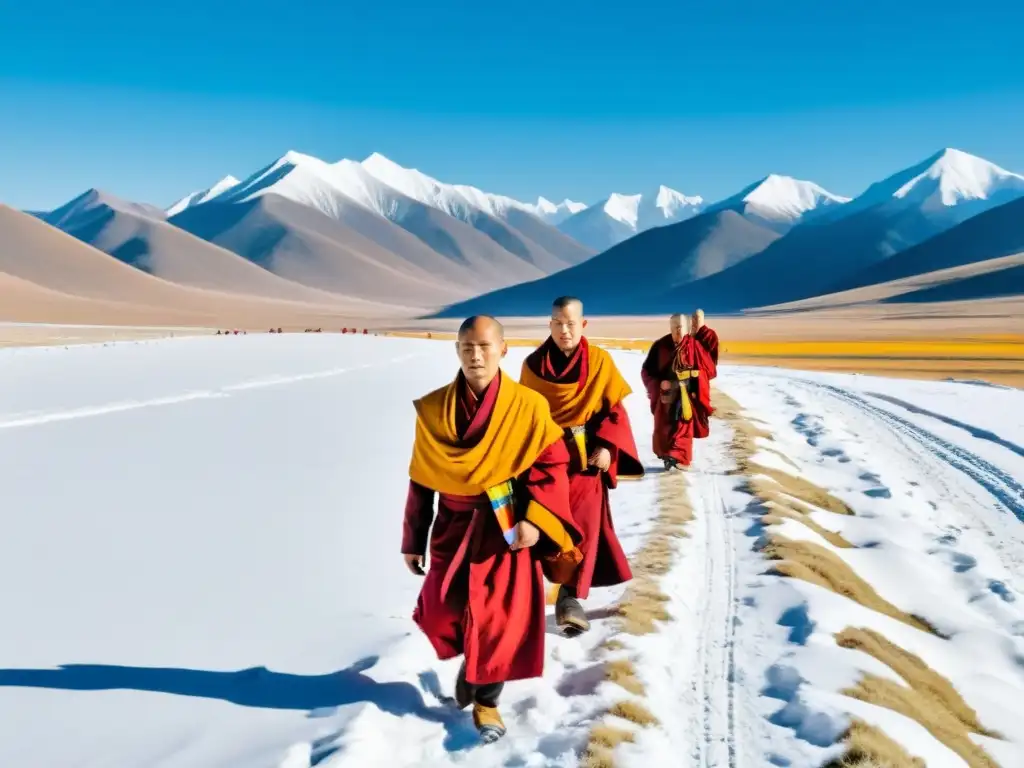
left=454, top=660, right=474, bottom=709
left=555, top=584, right=590, bottom=636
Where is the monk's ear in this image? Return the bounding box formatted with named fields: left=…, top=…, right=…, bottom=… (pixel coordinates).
left=500, top=340, right=508, bottom=357
left=582, top=318, right=588, bottom=330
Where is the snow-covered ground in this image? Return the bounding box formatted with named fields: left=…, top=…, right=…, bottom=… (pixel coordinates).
left=1, top=335, right=1023, bottom=767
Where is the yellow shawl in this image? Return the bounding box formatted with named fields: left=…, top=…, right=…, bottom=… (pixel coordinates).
left=408, top=371, right=564, bottom=496
left=519, top=342, right=632, bottom=428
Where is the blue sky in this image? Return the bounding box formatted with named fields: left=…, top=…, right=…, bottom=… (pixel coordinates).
left=2, top=0, right=1022, bottom=211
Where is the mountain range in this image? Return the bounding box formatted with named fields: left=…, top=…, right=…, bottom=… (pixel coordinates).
left=436, top=148, right=1024, bottom=317
left=3, top=146, right=1024, bottom=328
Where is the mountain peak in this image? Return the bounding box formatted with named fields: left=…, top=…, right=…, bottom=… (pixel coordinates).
left=851, top=148, right=1024, bottom=212
left=277, top=150, right=321, bottom=168
left=709, top=174, right=849, bottom=222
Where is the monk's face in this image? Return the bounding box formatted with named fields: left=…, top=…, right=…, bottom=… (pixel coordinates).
left=691, top=312, right=703, bottom=334
left=670, top=315, right=688, bottom=344
left=456, top=321, right=507, bottom=390
left=550, top=303, right=586, bottom=353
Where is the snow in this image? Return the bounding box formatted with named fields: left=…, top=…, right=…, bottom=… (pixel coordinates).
left=3, top=336, right=1024, bottom=767
left=529, top=197, right=587, bottom=225
left=360, top=152, right=534, bottom=222
left=846, top=147, right=1024, bottom=217
left=210, top=151, right=400, bottom=220
left=706, top=174, right=851, bottom=223
left=557, top=186, right=704, bottom=251
left=166, top=175, right=241, bottom=216
left=718, top=366, right=1024, bottom=766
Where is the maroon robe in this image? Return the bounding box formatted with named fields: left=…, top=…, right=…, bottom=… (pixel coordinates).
left=695, top=325, right=720, bottom=365
left=401, top=371, right=576, bottom=685
left=522, top=337, right=644, bottom=599
left=640, top=334, right=717, bottom=465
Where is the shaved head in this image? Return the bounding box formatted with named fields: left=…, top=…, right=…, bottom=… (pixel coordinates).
left=552, top=296, right=583, bottom=313
left=458, top=314, right=504, bottom=340
left=455, top=315, right=507, bottom=393
left=670, top=313, right=689, bottom=343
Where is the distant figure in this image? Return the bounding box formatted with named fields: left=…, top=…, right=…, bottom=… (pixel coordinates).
left=342, top=328, right=348, bottom=334
left=278, top=328, right=283, bottom=334
left=363, top=328, right=368, bottom=334
left=402, top=315, right=582, bottom=743
left=216, top=330, right=222, bottom=335
left=692, top=309, right=719, bottom=365
left=640, top=313, right=717, bottom=470
left=519, top=296, right=643, bottom=636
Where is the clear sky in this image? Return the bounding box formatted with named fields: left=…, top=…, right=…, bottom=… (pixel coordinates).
left=2, top=0, right=1023, bottom=212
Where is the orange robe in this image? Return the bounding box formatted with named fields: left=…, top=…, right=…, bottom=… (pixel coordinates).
left=520, top=337, right=644, bottom=599
left=640, top=334, right=717, bottom=465
left=402, top=370, right=579, bottom=685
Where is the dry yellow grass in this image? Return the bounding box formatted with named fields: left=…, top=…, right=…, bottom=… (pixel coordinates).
left=577, top=462, right=696, bottom=766
left=605, top=659, right=645, bottom=696
left=714, top=390, right=1007, bottom=765
left=588, top=723, right=636, bottom=748
left=835, top=626, right=1000, bottom=767
left=720, top=339, right=1024, bottom=359
left=579, top=725, right=636, bottom=768
left=761, top=510, right=854, bottom=549
left=823, top=719, right=927, bottom=768
left=746, top=463, right=856, bottom=516
left=842, top=673, right=998, bottom=767
left=608, top=699, right=660, bottom=727
left=763, top=536, right=939, bottom=636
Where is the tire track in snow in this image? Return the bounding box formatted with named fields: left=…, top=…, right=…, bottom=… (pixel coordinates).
left=0, top=353, right=427, bottom=430
left=801, top=380, right=1024, bottom=524
left=689, top=444, right=740, bottom=767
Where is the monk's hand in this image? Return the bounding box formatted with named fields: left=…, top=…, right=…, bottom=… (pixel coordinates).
left=588, top=446, right=612, bottom=471
left=403, top=553, right=425, bottom=576
left=510, top=520, right=540, bottom=550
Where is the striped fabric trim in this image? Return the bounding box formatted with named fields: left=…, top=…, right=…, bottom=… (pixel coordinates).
left=486, top=480, right=517, bottom=546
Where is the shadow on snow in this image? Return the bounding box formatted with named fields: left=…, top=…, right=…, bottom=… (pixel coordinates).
left=0, top=655, right=480, bottom=752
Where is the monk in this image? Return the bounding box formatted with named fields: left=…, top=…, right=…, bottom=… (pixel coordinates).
left=402, top=315, right=583, bottom=743
left=640, top=313, right=717, bottom=470
left=693, top=308, right=719, bottom=365
left=520, top=297, right=644, bottom=635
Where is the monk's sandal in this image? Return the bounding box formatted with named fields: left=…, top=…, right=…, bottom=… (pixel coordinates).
left=555, top=586, right=590, bottom=636
left=472, top=704, right=506, bottom=743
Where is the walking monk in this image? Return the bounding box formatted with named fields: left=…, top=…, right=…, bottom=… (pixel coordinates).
left=640, top=313, right=717, bottom=471
left=519, top=297, right=644, bottom=636
left=402, top=315, right=583, bottom=743
left=693, top=308, right=720, bottom=365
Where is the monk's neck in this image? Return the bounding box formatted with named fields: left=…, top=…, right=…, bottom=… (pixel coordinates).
left=465, top=372, right=498, bottom=398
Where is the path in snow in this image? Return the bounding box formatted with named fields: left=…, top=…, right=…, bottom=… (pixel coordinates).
left=717, top=367, right=1024, bottom=767
left=5, top=336, right=1024, bottom=767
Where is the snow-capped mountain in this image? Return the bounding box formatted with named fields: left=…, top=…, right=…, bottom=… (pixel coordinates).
left=166, top=176, right=240, bottom=217
left=359, top=153, right=593, bottom=266
left=705, top=174, right=850, bottom=231
left=557, top=186, right=703, bottom=252
left=842, top=147, right=1024, bottom=222
left=165, top=150, right=577, bottom=300
left=526, top=197, right=587, bottom=225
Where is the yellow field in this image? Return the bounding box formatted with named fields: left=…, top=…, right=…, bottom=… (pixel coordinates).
left=383, top=332, right=1024, bottom=388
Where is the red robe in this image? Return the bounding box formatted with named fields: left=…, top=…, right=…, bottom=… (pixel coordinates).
left=402, top=371, right=577, bottom=685
left=521, top=337, right=644, bottom=599
left=640, top=334, right=717, bottom=465
left=695, top=325, right=720, bottom=365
